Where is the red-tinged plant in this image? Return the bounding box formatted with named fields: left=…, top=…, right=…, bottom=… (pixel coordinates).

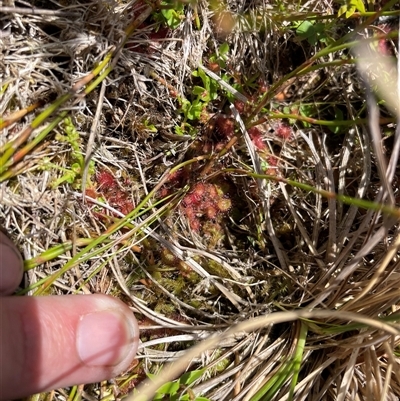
left=85, top=188, right=98, bottom=199
left=180, top=181, right=232, bottom=237
left=258, top=78, right=269, bottom=94
left=182, top=193, right=199, bottom=208
left=217, top=197, right=231, bottom=212
left=109, top=192, right=134, bottom=215
left=205, top=205, right=218, bottom=219
left=207, top=61, right=221, bottom=73
left=157, top=186, right=170, bottom=199
left=97, top=170, right=117, bottom=191
left=191, top=181, right=206, bottom=198
left=207, top=183, right=219, bottom=199
left=275, top=122, right=292, bottom=140
left=265, top=155, right=279, bottom=176
left=95, top=169, right=134, bottom=217
left=214, top=115, right=235, bottom=139
left=248, top=126, right=266, bottom=150
left=234, top=100, right=246, bottom=114
left=158, top=167, right=190, bottom=200
left=166, top=168, right=187, bottom=185
left=189, top=215, right=201, bottom=231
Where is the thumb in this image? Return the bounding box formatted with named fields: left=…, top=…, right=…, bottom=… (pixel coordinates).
left=0, top=231, right=140, bottom=399
left=0, top=294, right=139, bottom=399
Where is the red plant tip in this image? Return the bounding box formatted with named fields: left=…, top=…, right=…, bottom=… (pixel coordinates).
left=205, top=205, right=218, bottom=219
left=97, top=170, right=117, bottom=190
left=183, top=205, right=195, bottom=219
left=258, top=78, right=269, bottom=93
left=190, top=217, right=201, bottom=231
left=120, top=201, right=134, bottom=215
left=267, top=155, right=278, bottom=166
left=157, top=186, right=170, bottom=199
left=207, top=183, right=219, bottom=199
left=166, top=168, right=184, bottom=184
left=85, top=188, right=98, bottom=199
left=215, top=115, right=235, bottom=139
left=109, top=192, right=134, bottom=215
left=192, top=182, right=206, bottom=198
left=265, top=155, right=279, bottom=176
left=208, top=62, right=221, bottom=73
left=217, top=198, right=232, bottom=212
left=377, top=31, right=395, bottom=56
left=234, top=100, right=245, bottom=114
left=248, top=126, right=267, bottom=150
left=275, top=123, right=292, bottom=140
left=183, top=192, right=201, bottom=207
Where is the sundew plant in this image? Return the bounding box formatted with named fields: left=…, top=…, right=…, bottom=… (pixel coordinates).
left=1, top=0, right=400, bottom=400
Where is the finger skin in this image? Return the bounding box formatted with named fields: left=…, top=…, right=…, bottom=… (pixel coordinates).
left=0, top=231, right=23, bottom=295
left=0, top=294, right=139, bottom=400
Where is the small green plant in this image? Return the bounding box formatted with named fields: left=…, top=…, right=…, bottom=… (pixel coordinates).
left=175, top=44, right=234, bottom=135
left=143, top=119, right=158, bottom=133
left=149, top=369, right=211, bottom=401
left=154, top=0, right=185, bottom=29
left=175, top=67, right=220, bottom=134
left=337, top=0, right=366, bottom=18
left=192, top=67, right=219, bottom=104
left=208, top=42, right=230, bottom=70
left=45, top=117, right=95, bottom=188
left=294, top=20, right=331, bottom=45
left=178, top=97, right=205, bottom=122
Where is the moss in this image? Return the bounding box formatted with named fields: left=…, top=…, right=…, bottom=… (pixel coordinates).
left=204, top=259, right=230, bottom=279
left=154, top=301, right=176, bottom=315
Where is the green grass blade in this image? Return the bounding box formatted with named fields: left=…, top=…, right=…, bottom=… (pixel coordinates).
left=288, top=322, right=308, bottom=401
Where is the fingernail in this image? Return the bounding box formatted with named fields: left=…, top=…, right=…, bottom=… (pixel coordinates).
left=77, top=310, right=135, bottom=367
left=0, top=231, right=24, bottom=294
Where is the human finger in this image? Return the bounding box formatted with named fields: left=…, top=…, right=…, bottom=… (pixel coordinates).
left=0, top=230, right=23, bottom=295
left=0, top=294, right=139, bottom=400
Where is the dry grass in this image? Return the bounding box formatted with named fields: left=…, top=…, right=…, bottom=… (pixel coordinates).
left=1, top=0, right=400, bottom=400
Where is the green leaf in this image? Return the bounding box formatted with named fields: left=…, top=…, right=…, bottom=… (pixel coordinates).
left=296, top=20, right=314, bottom=37
left=186, top=99, right=204, bottom=120
left=71, top=162, right=81, bottom=174
left=350, top=0, right=365, bottom=12
left=338, top=5, right=347, bottom=17
left=172, top=394, right=189, bottom=401
left=192, top=86, right=207, bottom=96
left=295, top=20, right=318, bottom=45
left=209, top=79, right=219, bottom=100
left=328, top=107, right=344, bottom=134
left=147, top=372, right=157, bottom=380
left=219, top=42, right=229, bottom=56
left=345, top=6, right=356, bottom=18
left=197, top=68, right=210, bottom=91
left=179, top=98, right=191, bottom=113
left=178, top=369, right=205, bottom=386
left=337, top=0, right=365, bottom=17
left=155, top=381, right=180, bottom=396
left=299, top=104, right=316, bottom=128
